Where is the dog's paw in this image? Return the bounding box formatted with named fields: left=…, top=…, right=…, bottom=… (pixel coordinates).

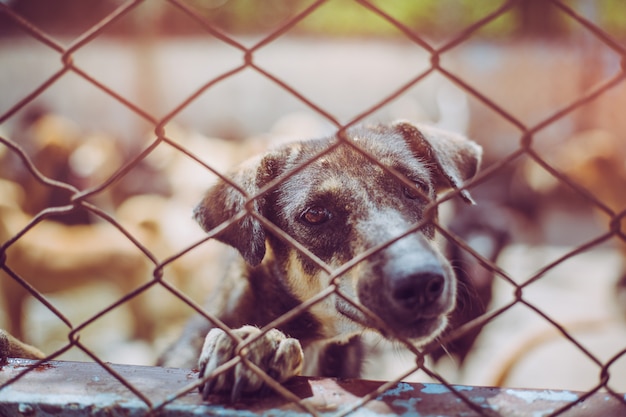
left=197, top=326, right=303, bottom=401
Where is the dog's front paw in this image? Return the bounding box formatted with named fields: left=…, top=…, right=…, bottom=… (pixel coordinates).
left=197, top=326, right=303, bottom=401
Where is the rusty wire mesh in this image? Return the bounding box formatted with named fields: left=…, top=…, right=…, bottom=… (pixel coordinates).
left=1, top=0, right=626, bottom=416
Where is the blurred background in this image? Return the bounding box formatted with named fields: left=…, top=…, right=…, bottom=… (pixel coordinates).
left=0, top=0, right=625, bottom=393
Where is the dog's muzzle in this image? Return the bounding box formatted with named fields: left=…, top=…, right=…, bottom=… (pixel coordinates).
left=351, top=221, right=456, bottom=342
left=384, top=257, right=447, bottom=315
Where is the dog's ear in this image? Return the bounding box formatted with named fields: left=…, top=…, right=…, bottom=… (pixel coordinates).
left=394, top=121, right=483, bottom=204
left=193, top=151, right=286, bottom=266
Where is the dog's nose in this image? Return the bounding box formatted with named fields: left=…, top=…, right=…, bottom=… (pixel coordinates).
left=390, top=270, right=445, bottom=309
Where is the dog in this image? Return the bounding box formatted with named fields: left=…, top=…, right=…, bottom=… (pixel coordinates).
left=0, top=179, right=165, bottom=342
left=158, top=121, right=482, bottom=401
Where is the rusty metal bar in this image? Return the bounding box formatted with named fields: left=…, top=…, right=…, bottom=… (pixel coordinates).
left=2, top=359, right=624, bottom=417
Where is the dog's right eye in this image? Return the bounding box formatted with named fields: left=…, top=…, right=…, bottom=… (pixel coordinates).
left=300, top=206, right=332, bottom=225
left=402, top=180, right=429, bottom=200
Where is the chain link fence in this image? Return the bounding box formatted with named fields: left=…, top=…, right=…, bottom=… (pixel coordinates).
left=1, top=0, right=626, bottom=416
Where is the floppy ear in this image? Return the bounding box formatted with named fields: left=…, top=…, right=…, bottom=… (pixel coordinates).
left=193, top=152, right=285, bottom=266
left=394, top=121, right=483, bottom=205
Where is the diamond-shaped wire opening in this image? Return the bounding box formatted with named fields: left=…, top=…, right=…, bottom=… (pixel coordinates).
left=73, top=1, right=251, bottom=119
left=253, top=39, right=432, bottom=125
left=2, top=75, right=168, bottom=216
left=0, top=1, right=163, bottom=126
left=249, top=2, right=438, bottom=122
left=490, top=300, right=618, bottom=395
left=0, top=40, right=63, bottom=121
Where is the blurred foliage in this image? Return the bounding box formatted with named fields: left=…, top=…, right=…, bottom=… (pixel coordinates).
left=0, top=0, right=624, bottom=40
left=283, top=0, right=519, bottom=39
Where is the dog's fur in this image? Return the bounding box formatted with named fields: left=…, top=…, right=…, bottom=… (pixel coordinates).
left=158, top=121, right=482, bottom=401
left=0, top=329, right=45, bottom=362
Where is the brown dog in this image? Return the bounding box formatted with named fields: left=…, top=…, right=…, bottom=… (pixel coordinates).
left=0, top=182, right=158, bottom=343
left=159, top=121, right=482, bottom=401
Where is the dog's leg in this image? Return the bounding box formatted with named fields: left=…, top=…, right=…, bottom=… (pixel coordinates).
left=157, top=313, right=212, bottom=369
left=0, top=329, right=45, bottom=363
left=158, top=257, right=256, bottom=369
left=310, top=335, right=363, bottom=378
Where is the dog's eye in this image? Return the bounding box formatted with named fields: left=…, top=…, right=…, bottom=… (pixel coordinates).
left=403, top=181, right=429, bottom=200
left=300, top=206, right=332, bottom=225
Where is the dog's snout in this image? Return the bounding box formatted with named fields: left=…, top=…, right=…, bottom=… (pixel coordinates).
left=390, top=270, right=445, bottom=309
left=372, top=233, right=453, bottom=319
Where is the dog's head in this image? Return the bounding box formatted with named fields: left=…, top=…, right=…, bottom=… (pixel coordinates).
left=194, top=121, right=482, bottom=344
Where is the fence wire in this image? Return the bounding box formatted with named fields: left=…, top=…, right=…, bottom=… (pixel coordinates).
left=1, top=1, right=626, bottom=416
